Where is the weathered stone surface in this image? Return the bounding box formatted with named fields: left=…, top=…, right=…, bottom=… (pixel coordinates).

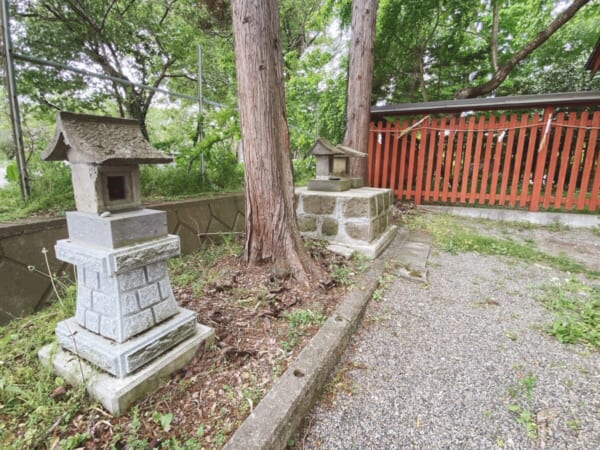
left=0, top=258, right=50, bottom=324
left=210, top=197, right=239, bottom=229
left=118, top=268, right=146, bottom=291
left=303, top=195, right=337, bottom=215
left=1, top=226, right=67, bottom=274
left=111, top=236, right=180, bottom=274
left=307, top=178, right=352, bottom=192
left=343, top=197, right=371, bottom=218
left=39, top=323, right=214, bottom=415
left=321, top=218, right=339, bottom=237
left=138, top=283, right=161, bottom=309
left=177, top=203, right=211, bottom=236
left=207, top=216, right=230, bottom=233
left=345, top=222, right=373, bottom=242
left=66, top=209, right=167, bottom=248
left=55, top=308, right=200, bottom=378
left=177, top=224, right=202, bottom=254
left=145, top=262, right=167, bottom=283
left=297, top=216, right=317, bottom=232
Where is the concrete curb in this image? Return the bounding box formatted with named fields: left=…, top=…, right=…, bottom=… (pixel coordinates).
left=422, top=205, right=600, bottom=228
left=223, top=252, right=388, bottom=450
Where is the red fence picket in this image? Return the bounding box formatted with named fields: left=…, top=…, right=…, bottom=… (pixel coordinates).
left=368, top=108, right=600, bottom=212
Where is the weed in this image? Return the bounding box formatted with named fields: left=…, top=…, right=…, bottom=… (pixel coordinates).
left=592, top=226, right=600, bottom=238
left=506, top=370, right=538, bottom=439
left=566, top=419, right=582, bottom=430
left=281, top=309, right=326, bottom=353
left=409, top=214, right=598, bottom=278
left=536, top=279, right=600, bottom=349
left=152, top=411, right=173, bottom=432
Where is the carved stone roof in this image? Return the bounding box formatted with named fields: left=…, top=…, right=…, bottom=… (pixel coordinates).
left=41, top=111, right=171, bottom=165
left=309, top=138, right=367, bottom=157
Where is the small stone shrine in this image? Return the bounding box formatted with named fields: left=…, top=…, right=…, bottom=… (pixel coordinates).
left=297, top=138, right=397, bottom=259
left=38, top=111, right=213, bottom=415
left=307, top=138, right=366, bottom=192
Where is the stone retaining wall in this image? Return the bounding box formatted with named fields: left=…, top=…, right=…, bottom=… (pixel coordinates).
left=0, top=193, right=245, bottom=325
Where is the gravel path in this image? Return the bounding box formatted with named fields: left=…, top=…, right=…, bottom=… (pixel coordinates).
left=298, top=222, right=600, bottom=449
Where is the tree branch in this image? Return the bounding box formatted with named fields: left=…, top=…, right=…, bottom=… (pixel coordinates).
left=455, top=0, right=592, bottom=99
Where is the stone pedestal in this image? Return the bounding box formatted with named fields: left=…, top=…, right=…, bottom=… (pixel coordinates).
left=40, top=209, right=213, bottom=414
left=296, top=187, right=397, bottom=258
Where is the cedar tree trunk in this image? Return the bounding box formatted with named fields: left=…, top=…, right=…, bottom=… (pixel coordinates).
left=455, top=0, right=591, bottom=99
left=231, top=0, right=323, bottom=284
left=344, top=0, right=378, bottom=183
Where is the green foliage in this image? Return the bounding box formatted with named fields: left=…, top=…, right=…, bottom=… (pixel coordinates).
left=373, top=0, right=600, bottom=102
left=537, top=279, right=600, bottom=349
left=0, top=158, right=76, bottom=221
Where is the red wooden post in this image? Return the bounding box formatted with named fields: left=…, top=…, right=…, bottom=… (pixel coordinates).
left=542, top=112, right=565, bottom=209
left=397, top=119, right=409, bottom=199
left=587, top=112, right=600, bottom=211
left=498, top=114, right=518, bottom=207
left=530, top=108, right=554, bottom=212
left=367, top=121, right=378, bottom=185
left=389, top=121, right=401, bottom=195
left=381, top=121, right=393, bottom=188
left=424, top=117, right=437, bottom=202
left=576, top=111, right=599, bottom=210
left=406, top=119, right=418, bottom=202
left=553, top=113, right=579, bottom=209
left=451, top=116, right=466, bottom=203
left=565, top=112, right=588, bottom=210
left=478, top=115, right=496, bottom=205
left=441, top=116, right=456, bottom=202
left=519, top=113, right=539, bottom=209
left=460, top=116, right=476, bottom=203
left=433, top=117, right=447, bottom=202
left=489, top=114, right=506, bottom=206
left=469, top=116, right=486, bottom=204
left=373, top=121, right=386, bottom=187
left=509, top=114, right=529, bottom=207
left=414, top=119, right=428, bottom=205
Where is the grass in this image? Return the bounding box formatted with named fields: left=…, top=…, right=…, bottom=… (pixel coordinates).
left=0, top=284, right=81, bottom=449
left=408, top=213, right=599, bottom=278
left=537, top=279, right=600, bottom=349
left=0, top=238, right=243, bottom=449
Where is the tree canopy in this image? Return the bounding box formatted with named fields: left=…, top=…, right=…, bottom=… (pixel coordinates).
left=1, top=0, right=598, bottom=173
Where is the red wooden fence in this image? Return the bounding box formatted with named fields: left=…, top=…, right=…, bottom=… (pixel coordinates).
left=368, top=108, right=600, bottom=212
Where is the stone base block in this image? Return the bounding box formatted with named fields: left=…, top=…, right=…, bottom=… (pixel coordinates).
left=307, top=178, right=352, bottom=192
left=39, top=323, right=214, bottom=416
left=66, top=209, right=168, bottom=249
left=56, top=308, right=198, bottom=378
left=328, top=225, right=397, bottom=259
left=296, top=187, right=396, bottom=258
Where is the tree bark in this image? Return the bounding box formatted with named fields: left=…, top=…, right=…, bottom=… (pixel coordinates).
left=343, top=0, right=378, bottom=183
left=490, top=0, right=499, bottom=73
left=231, top=0, right=323, bottom=284
left=455, top=0, right=591, bottom=99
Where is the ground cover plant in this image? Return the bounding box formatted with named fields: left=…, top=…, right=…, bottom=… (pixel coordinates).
left=0, top=237, right=366, bottom=449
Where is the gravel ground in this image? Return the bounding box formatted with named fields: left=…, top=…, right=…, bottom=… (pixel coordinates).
left=297, top=222, right=600, bottom=450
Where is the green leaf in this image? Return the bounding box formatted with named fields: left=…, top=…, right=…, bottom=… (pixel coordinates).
left=5, top=163, right=18, bottom=183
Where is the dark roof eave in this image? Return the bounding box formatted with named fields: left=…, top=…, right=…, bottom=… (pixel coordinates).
left=370, top=91, right=600, bottom=118
left=585, top=36, right=600, bottom=74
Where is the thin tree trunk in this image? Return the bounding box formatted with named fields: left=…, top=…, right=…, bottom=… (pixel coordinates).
left=344, top=0, right=378, bottom=183
left=231, top=0, right=323, bottom=284
left=491, top=0, right=499, bottom=73
left=456, top=0, right=591, bottom=99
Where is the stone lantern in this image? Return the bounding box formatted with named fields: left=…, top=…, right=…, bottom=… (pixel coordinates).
left=38, top=112, right=213, bottom=415
left=307, top=138, right=367, bottom=192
